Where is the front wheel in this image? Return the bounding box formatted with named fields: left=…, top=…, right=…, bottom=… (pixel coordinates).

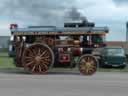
left=78, top=55, right=98, bottom=75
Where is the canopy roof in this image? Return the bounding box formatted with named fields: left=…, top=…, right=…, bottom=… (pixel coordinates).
left=11, top=27, right=109, bottom=36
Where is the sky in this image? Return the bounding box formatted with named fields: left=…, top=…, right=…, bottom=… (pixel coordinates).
left=0, top=0, right=128, bottom=41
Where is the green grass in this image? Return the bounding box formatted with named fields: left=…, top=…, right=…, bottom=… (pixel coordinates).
left=0, top=52, right=15, bottom=68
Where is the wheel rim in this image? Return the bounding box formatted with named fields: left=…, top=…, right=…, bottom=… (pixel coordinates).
left=79, top=56, right=97, bottom=75
left=22, top=44, right=54, bottom=74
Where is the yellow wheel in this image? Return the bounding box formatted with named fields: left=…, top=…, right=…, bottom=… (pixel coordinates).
left=22, top=44, right=54, bottom=74
left=79, top=55, right=97, bottom=75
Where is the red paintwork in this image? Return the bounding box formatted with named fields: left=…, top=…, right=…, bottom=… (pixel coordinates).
left=59, top=53, right=70, bottom=63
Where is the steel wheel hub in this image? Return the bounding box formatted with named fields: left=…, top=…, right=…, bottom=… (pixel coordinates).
left=35, top=56, right=41, bottom=63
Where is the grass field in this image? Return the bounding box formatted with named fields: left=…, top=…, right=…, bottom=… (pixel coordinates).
left=0, top=52, right=128, bottom=73
left=0, top=52, right=15, bottom=68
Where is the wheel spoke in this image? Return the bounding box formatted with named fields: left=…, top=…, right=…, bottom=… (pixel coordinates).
left=26, top=61, right=34, bottom=66
left=91, top=65, right=96, bottom=69
left=87, top=57, right=92, bottom=62
left=80, top=64, right=86, bottom=71
left=87, top=57, right=89, bottom=62
left=42, top=58, right=50, bottom=62
left=85, top=68, right=89, bottom=74
left=42, top=64, right=48, bottom=71
left=84, top=57, right=88, bottom=62
left=81, top=59, right=86, bottom=64
left=38, top=48, right=41, bottom=55
left=31, top=65, right=36, bottom=72
left=41, top=60, right=49, bottom=65
left=40, top=50, right=47, bottom=57
left=31, top=48, right=37, bottom=56
left=43, top=51, right=49, bottom=57
left=28, top=52, right=35, bottom=58
left=38, top=65, right=42, bottom=72
left=42, top=56, right=50, bottom=59
left=26, top=48, right=35, bottom=57
left=25, top=56, right=34, bottom=59
left=90, top=61, right=94, bottom=65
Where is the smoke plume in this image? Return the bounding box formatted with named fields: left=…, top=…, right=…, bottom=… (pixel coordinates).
left=1, top=0, right=78, bottom=26
left=67, top=7, right=87, bottom=21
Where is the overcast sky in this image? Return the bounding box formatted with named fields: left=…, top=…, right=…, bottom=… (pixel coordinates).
left=0, top=0, right=128, bottom=41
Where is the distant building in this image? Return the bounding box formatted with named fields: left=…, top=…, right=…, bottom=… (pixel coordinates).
left=0, top=36, right=10, bottom=49
left=106, top=41, right=127, bottom=47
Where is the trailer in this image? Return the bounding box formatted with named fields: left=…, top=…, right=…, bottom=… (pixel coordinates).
left=10, top=20, right=109, bottom=75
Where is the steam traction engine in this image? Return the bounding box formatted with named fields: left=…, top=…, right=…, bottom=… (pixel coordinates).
left=10, top=20, right=108, bottom=75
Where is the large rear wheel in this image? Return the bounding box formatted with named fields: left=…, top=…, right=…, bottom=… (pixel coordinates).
left=22, top=44, right=54, bottom=74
